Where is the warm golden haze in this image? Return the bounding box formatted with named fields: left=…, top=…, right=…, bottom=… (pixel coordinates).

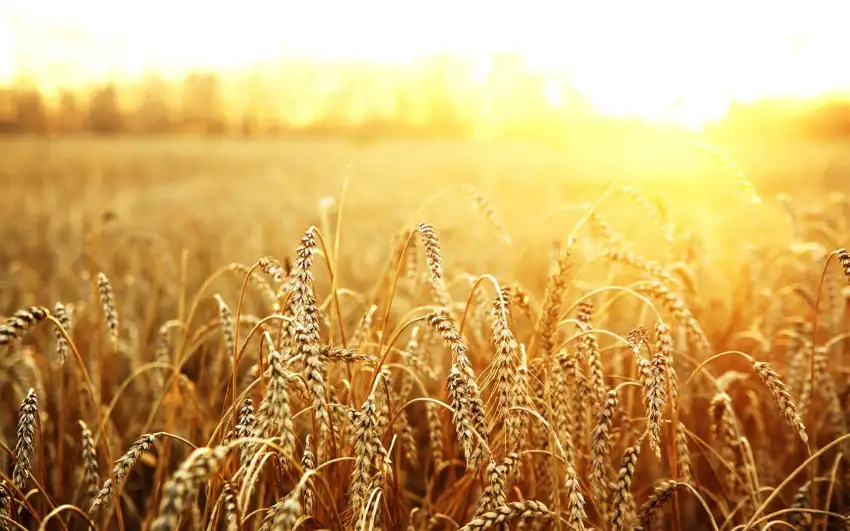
left=3, top=0, right=850, bottom=129
left=1, top=4, right=850, bottom=528
left=0, top=135, right=848, bottom=529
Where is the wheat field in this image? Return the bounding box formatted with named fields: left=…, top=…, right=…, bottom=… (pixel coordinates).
left=0, top=135, right=849, bottom=530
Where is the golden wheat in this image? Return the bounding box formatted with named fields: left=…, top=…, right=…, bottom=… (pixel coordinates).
left=0, top=161, right=847, bottom=531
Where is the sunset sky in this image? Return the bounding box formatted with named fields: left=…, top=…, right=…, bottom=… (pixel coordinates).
left=2, top=0, right=849, bottom=126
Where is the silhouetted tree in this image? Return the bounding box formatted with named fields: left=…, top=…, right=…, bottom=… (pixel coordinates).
left=181, top=72, right=225, bottom=134
left=241, top=115, right=259, bottom=137
left=135, top=74, right=173, bottom=134
left=13, top=88, right=47, bottom=133
left=416, top=53, right=470, bottom=136
left=56, top=90, right=84, bottom=133
left=88, top=83, right=124, bottom=133
left=0, top=89, right=18, bottom=133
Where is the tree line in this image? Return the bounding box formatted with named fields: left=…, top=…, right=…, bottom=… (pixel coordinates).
left=1, top=56, right=848, bottom=141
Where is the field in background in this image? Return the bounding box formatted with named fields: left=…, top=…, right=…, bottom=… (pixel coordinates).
left=1, top=133, right=847, bottom=320
left=1, top=134, right=847, bottom=279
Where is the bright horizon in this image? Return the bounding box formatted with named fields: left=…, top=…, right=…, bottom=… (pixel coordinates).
left=3, top=0, right=850, bottom=128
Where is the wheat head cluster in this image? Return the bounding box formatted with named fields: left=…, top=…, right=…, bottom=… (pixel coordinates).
left=0, top=175, right=849, bottom=531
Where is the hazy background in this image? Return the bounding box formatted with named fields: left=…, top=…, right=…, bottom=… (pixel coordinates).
left=0, top=0, right=848, bottom=288
left=2, top=0, right=850, bottom=139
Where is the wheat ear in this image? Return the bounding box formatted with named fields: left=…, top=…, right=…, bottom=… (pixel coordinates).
left=78, top=420, right=99, bottom=508
left=0, top=306, right=50, bottom=347
left=752, top=361, right=807, bottom=443
left=90, top=433, right=162, bottom=512
left=53, top=302, right=72, bottom=364
left=12, top=389, right=38, bottom=491
left=636, top=479, right=684, bottom=529
left=427, top=311, right=489, bottom=469
left=151, top=446, right=230, bottom=531
left=611, top=436, right=643, bottom=531
left=459, top=501, right=554, bottom=531
left=96, top=272, right=119, bottom=350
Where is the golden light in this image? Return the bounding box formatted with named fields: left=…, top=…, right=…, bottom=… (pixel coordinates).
left=2, top=0, right=850, bottom=129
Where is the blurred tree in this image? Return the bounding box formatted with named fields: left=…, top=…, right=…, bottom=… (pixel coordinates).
left=55, top=89, right=84, bottom=133
left=419, top=54, right=469, bottom=137
left=319, top=71, right=355, bottom=133
left=88, top=83, right=124, bottom=133
left=181, top=72, right=225, bottom=135
left=0, top=88, right=15, bottom=132
left=13, top=88, right=47, bottom=133
left=135, top=74, right=173, bottom=134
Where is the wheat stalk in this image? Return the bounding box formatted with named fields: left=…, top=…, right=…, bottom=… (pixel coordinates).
left=813, top=346, right=845, bottom=434
left=603, top=247, right=681, bottom=289
left=591, top=387, right=620, bottom=511
left=428, top=311, right=489, bottom=470
left=353, top=303, right=378, bottom=348
left=646, top=325, right=669, bottom=460
left=461, top=183, right=511, bottom=244
left=90, top=433, right=162, bottom=512
left=675, top=422, right=693, bottom=484
left=552, top=352, right=578, bottom=464
left=151, top=445, right=230, bottom=531
left=320, top=345, right=377, bottom=364
left=788, top=480, right=813, bottom=528
left=490, top=289, right=521, bottom=450
left=752, top=361, right=807, bottom=442
left=588, top=212, right=620, bottom=247
left=655, top=323, right=678, bottom=409
left=709, top=393, right=745, bottom=502
left=290, top=230, right=330, bottom=455
left=417, top=222, right=443, bottom=282
left=0, top=306, right=50, bottom=347
left=12, top=389, right=38, bottom=491
left=510, top=344, right=532, bottom=457
left=564, top=464, right=587, bottom=527
left=301, top=435, right=315, bottom=515
left=636, top=479, right=684, bottom=529
left=97, top=272, right=119, bottom=350
left=638, top=281, right=711, bottom=355
left=257, top=256, right=285, bottom=281
left=576, top=301, right=606, bottom=409
left=349, top=397, right=381, bottom=519
left=227, top=262, right=279, bottom=309
left=258, top=492, right=302, bottom=531
left=232, top=397, right=255, bottom=469
left=78, top=420, right=99, bottom=508
left=460, top=500, right=553, bottom=531
left=534, top=247, right=571, bottom=358
left=248, top=335, right=295, bottom=463
left=693, top=140, right=761, bottom=204
left=476, top=452, right=519, bottom=516
left=0, top=481, right=10, bottom=531
left=837, top=248, right=850, bottom=282
left=53, top=302, right=72, bottom=364
left=425, top=401, right=444, bottom=467
left=619, top=185, right=674, bottom=241
left=214, top=293, right=235, bottom=376
left=611, top=436, right=643, bottom=531
left=219, top=482, right=238, bottom=531
left=416, top=222, right=452, bottom=307
left=476, top=460, right=504, bottom=516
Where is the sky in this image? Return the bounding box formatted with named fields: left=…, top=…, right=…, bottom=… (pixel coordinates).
left=1, top=0, right=849, bottom=126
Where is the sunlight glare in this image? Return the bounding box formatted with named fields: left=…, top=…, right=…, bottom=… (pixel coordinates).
left=1, top=0, right=850, bottom=128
